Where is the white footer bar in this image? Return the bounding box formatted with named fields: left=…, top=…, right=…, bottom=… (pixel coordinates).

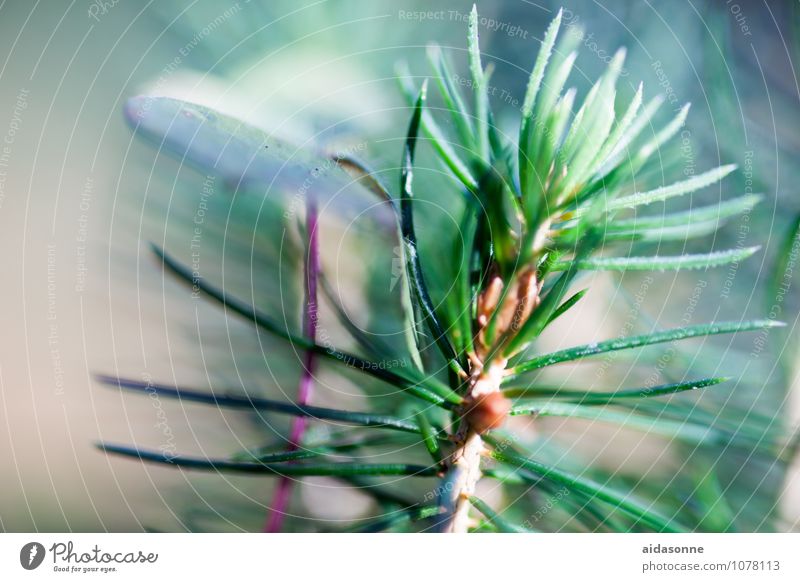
left=0, top=533, right=796, bottom=581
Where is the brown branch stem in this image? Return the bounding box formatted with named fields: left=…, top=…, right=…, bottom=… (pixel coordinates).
left=440, top=359, right=507, bottom=533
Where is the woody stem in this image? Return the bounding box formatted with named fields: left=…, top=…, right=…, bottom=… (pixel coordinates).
left=439, top=360, right=507, bottom=533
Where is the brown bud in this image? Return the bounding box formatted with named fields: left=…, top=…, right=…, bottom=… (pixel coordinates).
left=464, top=391, right=511, bottom=434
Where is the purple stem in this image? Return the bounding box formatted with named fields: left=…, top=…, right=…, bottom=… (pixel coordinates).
left=264, top=199, right=319, bottom=533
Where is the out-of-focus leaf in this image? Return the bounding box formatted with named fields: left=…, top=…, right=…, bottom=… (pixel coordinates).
left=125, top=95, right=394, bottom=229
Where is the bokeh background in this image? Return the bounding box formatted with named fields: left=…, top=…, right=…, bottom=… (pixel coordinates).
left=0, top=0, right=798, bottom=532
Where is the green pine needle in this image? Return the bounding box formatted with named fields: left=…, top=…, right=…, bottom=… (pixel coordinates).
left=98, top=444, right=439, bottom=477
left=508, top=320, right=783, bottom=378
left=553, top=246, right=760, bottom=272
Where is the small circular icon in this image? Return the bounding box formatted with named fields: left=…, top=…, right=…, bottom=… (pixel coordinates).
left=20, top=542, right=46, bottom=570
